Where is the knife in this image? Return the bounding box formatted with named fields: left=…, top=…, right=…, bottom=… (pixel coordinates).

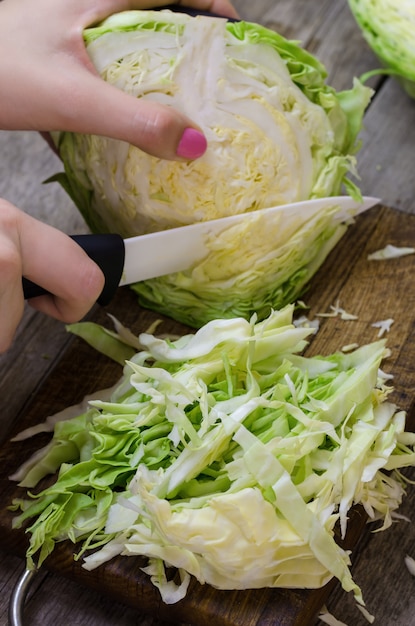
left=22, top=196, right=379, bottom=306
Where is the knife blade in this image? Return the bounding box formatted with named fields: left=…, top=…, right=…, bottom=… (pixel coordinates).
left=22, top=195, right=379, bottom=306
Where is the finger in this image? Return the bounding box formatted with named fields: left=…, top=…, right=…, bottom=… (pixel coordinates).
left=47, top=69, right=208, bottom=160
left=0, top=237, right=25, bottom=354
left=19, top=214, right=105, bottom=323
left=0, top=45, right=207, bottom=161
left=76, top=0, right=239, bottom=24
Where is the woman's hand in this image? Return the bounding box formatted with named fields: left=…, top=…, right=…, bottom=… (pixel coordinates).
left=0, top=0, right=238, bottom=352
left=0, top=0, right=238, bottom=160
left=0, top=199, right=105, bottom=353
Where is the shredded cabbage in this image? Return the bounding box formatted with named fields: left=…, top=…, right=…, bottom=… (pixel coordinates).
left=49, top=10, right=373, bottom=327
left=10, top=306, right=415, bottom=610
left=349, top=0, right=415, bottom=98
left=368, top=244, right=415, bottom=260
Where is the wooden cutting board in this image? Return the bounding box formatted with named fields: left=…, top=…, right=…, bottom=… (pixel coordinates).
left=1, top=204, right=414, bottom=626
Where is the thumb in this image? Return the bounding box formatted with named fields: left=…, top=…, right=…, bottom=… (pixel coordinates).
left=58, top=72, right=208, bottom=161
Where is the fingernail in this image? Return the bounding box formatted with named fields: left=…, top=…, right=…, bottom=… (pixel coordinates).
left=176, top=128, right=207, bottom=159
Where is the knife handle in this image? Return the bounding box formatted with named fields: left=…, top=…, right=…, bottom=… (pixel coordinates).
left=22, top=233, right=125, bottom=306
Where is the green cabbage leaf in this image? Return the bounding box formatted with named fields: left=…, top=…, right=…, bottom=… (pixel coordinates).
left=131, top=199, right=353, bottom=327
left=349, top=0, right=415, bottom=98
left=10, top=307, right=415, bottom=609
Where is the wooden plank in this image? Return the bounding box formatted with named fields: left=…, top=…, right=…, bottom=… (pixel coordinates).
left=1, top=205, right=415, bottom=626
left=2, top=551, right=161, bottom=626
left=357, top=78, right=415, bottom=214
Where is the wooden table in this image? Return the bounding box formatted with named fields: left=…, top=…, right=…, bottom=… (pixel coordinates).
left=1, top=1, right=415, bottom=624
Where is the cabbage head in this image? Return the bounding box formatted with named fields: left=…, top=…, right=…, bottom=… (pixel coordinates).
left=50, top=10, right=372, bottom=327
left=349, top=0, right=415, bottom=98
left=11, top=307, right=415, bottom=607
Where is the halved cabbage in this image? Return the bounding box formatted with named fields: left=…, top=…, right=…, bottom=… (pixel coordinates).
left=50, top=10, right=372, bottom=326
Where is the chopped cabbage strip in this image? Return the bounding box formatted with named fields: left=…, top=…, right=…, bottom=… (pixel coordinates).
left=10, top=306, right=415, bottom=609
left=368, top=244, right=415, bottom=260
left=319, top=606, right=349, bottom=626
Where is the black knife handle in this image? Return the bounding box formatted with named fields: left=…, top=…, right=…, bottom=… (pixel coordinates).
left=22, top=233, right=125, bottom=307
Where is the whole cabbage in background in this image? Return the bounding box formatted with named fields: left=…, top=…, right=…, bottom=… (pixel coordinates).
left=51, top=10, right=372, bottom=327
left=349, top=0, right=415, bottom=98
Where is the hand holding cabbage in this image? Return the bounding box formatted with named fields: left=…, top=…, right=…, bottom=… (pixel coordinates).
left=0, top=0, right=238, bottom=350
left=0, top=0, right=238, bottom=158
left=0, top=199, right=105, bottom=354
left=50, top=9, right=373, bottom=327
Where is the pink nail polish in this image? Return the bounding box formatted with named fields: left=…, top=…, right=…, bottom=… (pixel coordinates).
left=176, top=128, right=207, bottom=159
